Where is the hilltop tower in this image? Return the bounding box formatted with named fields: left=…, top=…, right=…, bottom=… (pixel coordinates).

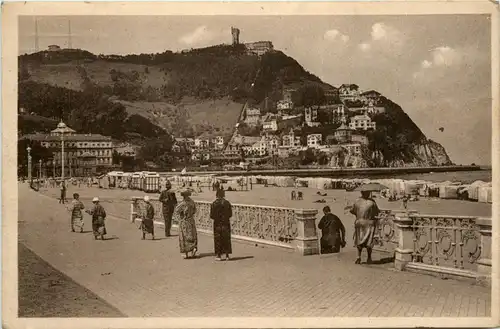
left=231, top=26, right=240, bottom=45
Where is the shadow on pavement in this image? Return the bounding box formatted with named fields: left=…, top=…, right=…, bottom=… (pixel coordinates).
left=228, top=256, right=254, bottom=261
left=103, top=236, right=119, bottom=241
left=369, top=256, right=395, bottom=265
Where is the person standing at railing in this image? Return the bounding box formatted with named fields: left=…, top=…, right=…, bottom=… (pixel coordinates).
left=350, top=190, right=380, bottom=264
left=140, top=195, right=155, bottom=240
left=210, top=189, right=232, bottom=261
left=174, top=189, right=198, bottom=259
left=318, top=206, right=346, bottom=254
left=159, top=181, right=177, bottom=237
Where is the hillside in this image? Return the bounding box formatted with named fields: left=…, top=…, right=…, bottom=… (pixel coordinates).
left=19, top=46, right=335, bottom=137
left=18, top=45, right=452, bottom=167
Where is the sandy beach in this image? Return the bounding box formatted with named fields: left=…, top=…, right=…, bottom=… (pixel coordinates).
left=36, top=182, right=492, bottom=233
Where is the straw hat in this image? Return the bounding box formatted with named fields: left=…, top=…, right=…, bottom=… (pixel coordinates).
left=92, top=197, right=99, bottom=202
left=144, top=195, right=150, bottom=202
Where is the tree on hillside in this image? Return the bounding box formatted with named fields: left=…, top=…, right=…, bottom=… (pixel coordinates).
left=138, top=135, right=174, bottom=168
left=297, top=85, right=326, bottom=107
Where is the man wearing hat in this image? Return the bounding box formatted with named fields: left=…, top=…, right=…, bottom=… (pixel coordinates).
left=86, top=197, right=107, bottom=240
left=159, top=181, right=177, bottom=237
left=141, top=195, right=155, bottom=240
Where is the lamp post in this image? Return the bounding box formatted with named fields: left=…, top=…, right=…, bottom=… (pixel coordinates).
left=27, top=146, right=32, bottom=182
left=51, top=121, right=75, bottom=182
left=38, top=159, right=42, bottom=189
left=52, top=154, right=56, bottom=178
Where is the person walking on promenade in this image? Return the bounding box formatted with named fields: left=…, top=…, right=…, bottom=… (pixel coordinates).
left=141, top=195, right=155, bottom=240
left=350, top=190, right=380, bottom=264
left=68, top=193, right=85, bottom=233
left=59, top=180, right=67, bottom=204
left=318, top=206, right=346, bottom=254
left=159, top=181, right=177, bottom=237
left=175, top=189, right=198, bottom=259
left=210, top=189, right=233, bottom=261
left=86, top=197, right=107, bottom=240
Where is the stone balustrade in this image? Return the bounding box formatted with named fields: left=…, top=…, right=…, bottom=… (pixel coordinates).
left=130, top=196, right=491, bottom=284
left=392, top=212, right=492, bottom=286
left=131, top=197, right=319, bottom=255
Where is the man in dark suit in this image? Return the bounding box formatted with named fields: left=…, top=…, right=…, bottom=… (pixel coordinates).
left=159, top=181, right=177, bottom=237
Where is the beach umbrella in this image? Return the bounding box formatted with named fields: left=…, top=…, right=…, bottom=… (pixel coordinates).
left=354, top=182, right=389, bottom=192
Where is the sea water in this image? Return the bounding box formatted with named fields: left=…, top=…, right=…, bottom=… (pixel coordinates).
left=384, top=169, right=492, bottom=184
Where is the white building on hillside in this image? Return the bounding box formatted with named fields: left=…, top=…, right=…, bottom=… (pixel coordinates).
left=304, top=107, right=320, bottom=127
left=245, top=108, right=262, bottom=125
left=307, top=134, right=322, bottom=148
left=277, top=100, right=294, bottom=111
left=263, top=118, right=279, bottom=131
left=349, top=114, right=376, bottom=130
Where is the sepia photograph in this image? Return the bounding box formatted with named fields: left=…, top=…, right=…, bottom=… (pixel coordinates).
left=2, top=1, right=499, bottom=328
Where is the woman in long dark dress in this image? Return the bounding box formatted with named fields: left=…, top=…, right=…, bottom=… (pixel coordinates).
left=141, top=195, right=155, bottom=240
left=210, top=189, right=233, bottom=261
left=318, top=206, right=346, bottom=254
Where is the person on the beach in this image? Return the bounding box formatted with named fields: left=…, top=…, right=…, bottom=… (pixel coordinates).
left=210, top=189, right=232, bottom=261
left=174, top=189, right=198, bottom=259
left=86, top=197, right=107, bottom=240
left=350, top=190, right=380, bottom=264
left=68, top=193, right=85, bottom=233
left=141, top=195, right=155, bottom=240
left=402, top=195, right=409, bottom=209
left=159, top=181, right=177, bottom=237
left=318, top=206, right=346, bottom=254
left=59, top=181, right=67, bottom=204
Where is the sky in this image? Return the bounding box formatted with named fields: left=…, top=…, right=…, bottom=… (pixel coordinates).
left=18, top=15, right=492, bottom=165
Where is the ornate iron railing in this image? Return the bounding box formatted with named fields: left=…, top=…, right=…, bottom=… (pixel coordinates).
left=132, top=197, right=299, bottom=246
left=372, top=209, right=399, bottom=254
left=409, top=214, right=482, bottom=271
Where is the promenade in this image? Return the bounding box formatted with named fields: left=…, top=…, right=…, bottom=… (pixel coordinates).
left=18, top=184, right=491, bottom=317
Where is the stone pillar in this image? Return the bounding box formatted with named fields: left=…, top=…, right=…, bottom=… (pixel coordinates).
left=293, top=209, right=319, bottom=256
left=476, top=217, right=492, bottom=286
left=393, top=211, right=416, bottom=271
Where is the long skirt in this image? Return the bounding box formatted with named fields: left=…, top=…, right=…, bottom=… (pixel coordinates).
left=71, top=215, right=84, bottom=232
left=92, top=217, right=107, bottom=236
left=141, top=218, right=155, bottom=235
left=320, top=232, right=341, bottom=254
left=179, top=218, right=198, bottom=253
left=213, top=222, right=232, bottom=255
left=353, top=219, right=376, bottom=249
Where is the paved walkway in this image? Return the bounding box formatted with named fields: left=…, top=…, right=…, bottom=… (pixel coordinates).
left=19, top=185, right=491, bottom=317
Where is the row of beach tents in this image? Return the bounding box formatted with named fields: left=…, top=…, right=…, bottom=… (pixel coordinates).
left=99, top=171, right=492, bottom=204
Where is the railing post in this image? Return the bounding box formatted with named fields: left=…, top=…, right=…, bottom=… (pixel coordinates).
left=476, top=217, right=492, bottom=286
left=130, top=198, right=138, bottom=223
left=293, top=209, right=319, bottom=256
left=393, top=211, right=415, bottom=271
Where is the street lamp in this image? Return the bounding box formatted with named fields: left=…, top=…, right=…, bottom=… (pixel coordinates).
left=51, top=121, right=75, bottom=182
left=26, top=146, right=32, bottom=182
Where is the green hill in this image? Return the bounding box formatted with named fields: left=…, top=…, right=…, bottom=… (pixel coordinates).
left=18, top=45, right=451, bottom=167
